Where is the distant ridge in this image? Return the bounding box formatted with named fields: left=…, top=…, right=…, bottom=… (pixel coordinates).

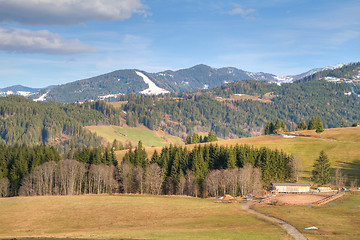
left=0, top=85, right=40, bottom=97
left=2, top=62, right=359, bottom=102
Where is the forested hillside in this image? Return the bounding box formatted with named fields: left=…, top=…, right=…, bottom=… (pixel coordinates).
left=0, top=96, right=123, bottom=152
left=299, top=62, right=360, bottom=83
left=120, top=79, right=360, bottom=138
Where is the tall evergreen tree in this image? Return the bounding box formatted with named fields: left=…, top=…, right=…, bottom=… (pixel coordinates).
left=341, top=119, right=346, bottom=128
left=312, top=151, right=331, bottom=185
left=274, top=119, right=281, bottom=131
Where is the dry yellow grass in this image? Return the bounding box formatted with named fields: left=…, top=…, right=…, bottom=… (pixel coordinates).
left=0, top=195, right=290, bottom=239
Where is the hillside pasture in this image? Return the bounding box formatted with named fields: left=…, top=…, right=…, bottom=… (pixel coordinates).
left=85, top=125, right=184, bottom=147
left=254, top=192, right=360, bottom=240
left=0, top=195, right=290, bottom=240
left=212, top=128, right=360, bottom=181
left=109, top=101, right=128, bottom=108
left=115, top=127, right=360, bottom=181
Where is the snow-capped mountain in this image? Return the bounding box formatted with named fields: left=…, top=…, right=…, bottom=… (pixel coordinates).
left=2, top=62, right=358, bottom=102
left=0, top=85, right=40, bottom=97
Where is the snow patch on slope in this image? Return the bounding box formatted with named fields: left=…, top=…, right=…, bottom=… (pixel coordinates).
left=0, top=90, right=34, bottom=97
left=136, top=71, right=170, bottom=95
left=33, top=91, right=49, bottom=102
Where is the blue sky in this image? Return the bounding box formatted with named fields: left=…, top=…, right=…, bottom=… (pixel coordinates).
left=0, top=0, right=359, bottom=88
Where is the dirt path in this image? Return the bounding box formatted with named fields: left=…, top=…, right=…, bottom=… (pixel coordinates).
left=241, top=201, right=307, bottom=240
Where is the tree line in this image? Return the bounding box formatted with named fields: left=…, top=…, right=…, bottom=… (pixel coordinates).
left=264, top=115, right=325, bottom=135
left=185, top=132, right=218, bottom=145
left=0, top=144, right=60, bottom=196
left=121, top=142, right=294, bottom=196
left=0, top=142, right=295, bottom=198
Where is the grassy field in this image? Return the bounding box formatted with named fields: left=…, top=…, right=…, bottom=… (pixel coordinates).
left=85, top=125, right=184, bottom=147
left=0, top=195, right=290, bottom=240
left=115, top=127, right=360, bottom=181
left=216, top=94, right=273, bottom=103
left=109, top=101, right=128, bottom=108
left=253, top=192, right=360, bottom=240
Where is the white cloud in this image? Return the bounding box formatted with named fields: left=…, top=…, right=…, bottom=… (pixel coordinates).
left=0, top=27, right=95, bottom=54
left=228, top=7, right=256, bottom=19
left=0, top=0, right=146, bottom=26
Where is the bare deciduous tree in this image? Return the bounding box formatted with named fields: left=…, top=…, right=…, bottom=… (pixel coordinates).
left=350, top=178, right=358, bottom=189
left=177, top=172, right=186, bottom=195
left=184, top=169, right=197, bottom=197
left=334, top=168, right=346, bottom=189
left=205, top=170, right=220, bottom=197
left=133, top=166, right=144, bottom=194
left=289, top=154, right=303, bottom=182
left=144, top=163, right=163, bottom=195
left=0, top=177, right=10, bottom=197
left=227, top=169, right=239, bottom=196
left=55, top=159, right=86, bottom=195
left=119, top=161, right=133, bottom=194
left=19, top=161, right=57, bottom=196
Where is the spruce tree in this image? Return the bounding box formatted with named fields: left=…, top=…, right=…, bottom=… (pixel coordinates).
left=297, top=121, right=307, bottom=130
left=226, top=147, right=236, bottom=169
left=316, top=116, right=324, bottom=133
left=312, top=151, right=331, bottom=185
left=207, top=132, right=217, bottom=142
left=341, top=119, right=346, bottom=128
left=275, top=119, right=281, bottom=131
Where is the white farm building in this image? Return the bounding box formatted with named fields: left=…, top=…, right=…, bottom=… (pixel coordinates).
left=272, top=183, right=311, bottom=193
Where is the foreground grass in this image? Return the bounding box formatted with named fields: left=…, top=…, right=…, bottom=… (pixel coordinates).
left=85, top=125, right=184, bottom=147
left=0, top=195, right=290, bottom=240
left=254, top=192, right=360, bottom=240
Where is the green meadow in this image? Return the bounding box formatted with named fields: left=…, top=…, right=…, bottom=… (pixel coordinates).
left=85, top=125, right=184, bottom=147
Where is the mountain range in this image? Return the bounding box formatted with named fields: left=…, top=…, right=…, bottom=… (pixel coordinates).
left=1, top=62, right=359, bottom=103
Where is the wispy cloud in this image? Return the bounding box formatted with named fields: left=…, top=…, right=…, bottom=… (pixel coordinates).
left=0, top=0, right=147, bottom=26
left=0, top=27, right=96, bottom=55
left=228, top=6, right=256, bottom=19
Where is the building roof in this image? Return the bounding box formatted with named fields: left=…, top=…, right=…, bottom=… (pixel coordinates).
left=272, top=183, right=311, bottom=187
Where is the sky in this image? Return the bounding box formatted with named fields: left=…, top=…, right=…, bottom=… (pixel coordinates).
left=0, top=0, right=359, bottom=88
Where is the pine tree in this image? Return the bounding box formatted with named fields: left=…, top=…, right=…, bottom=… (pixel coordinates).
left=316, top=116, right=324, bottom=133
left=264, top=122, right=271, bottom=135
left=312, top=151, right=331, bottom=185
left=185, top=135, right=192, bottom=145
left=207, top=132, right=217, bottom=142
left=191, top=133, right=200, bottom=144
left=341, top=119, right=346, bottom=128
left=274, top=119, right=281, bottom=131
left=297, top=121, right=307, bottom=130
left=226, top=146, right=236, bottom=169
left=281, top=120, right=287, bottom=131
left=151, top=150, right=160, bottom=164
